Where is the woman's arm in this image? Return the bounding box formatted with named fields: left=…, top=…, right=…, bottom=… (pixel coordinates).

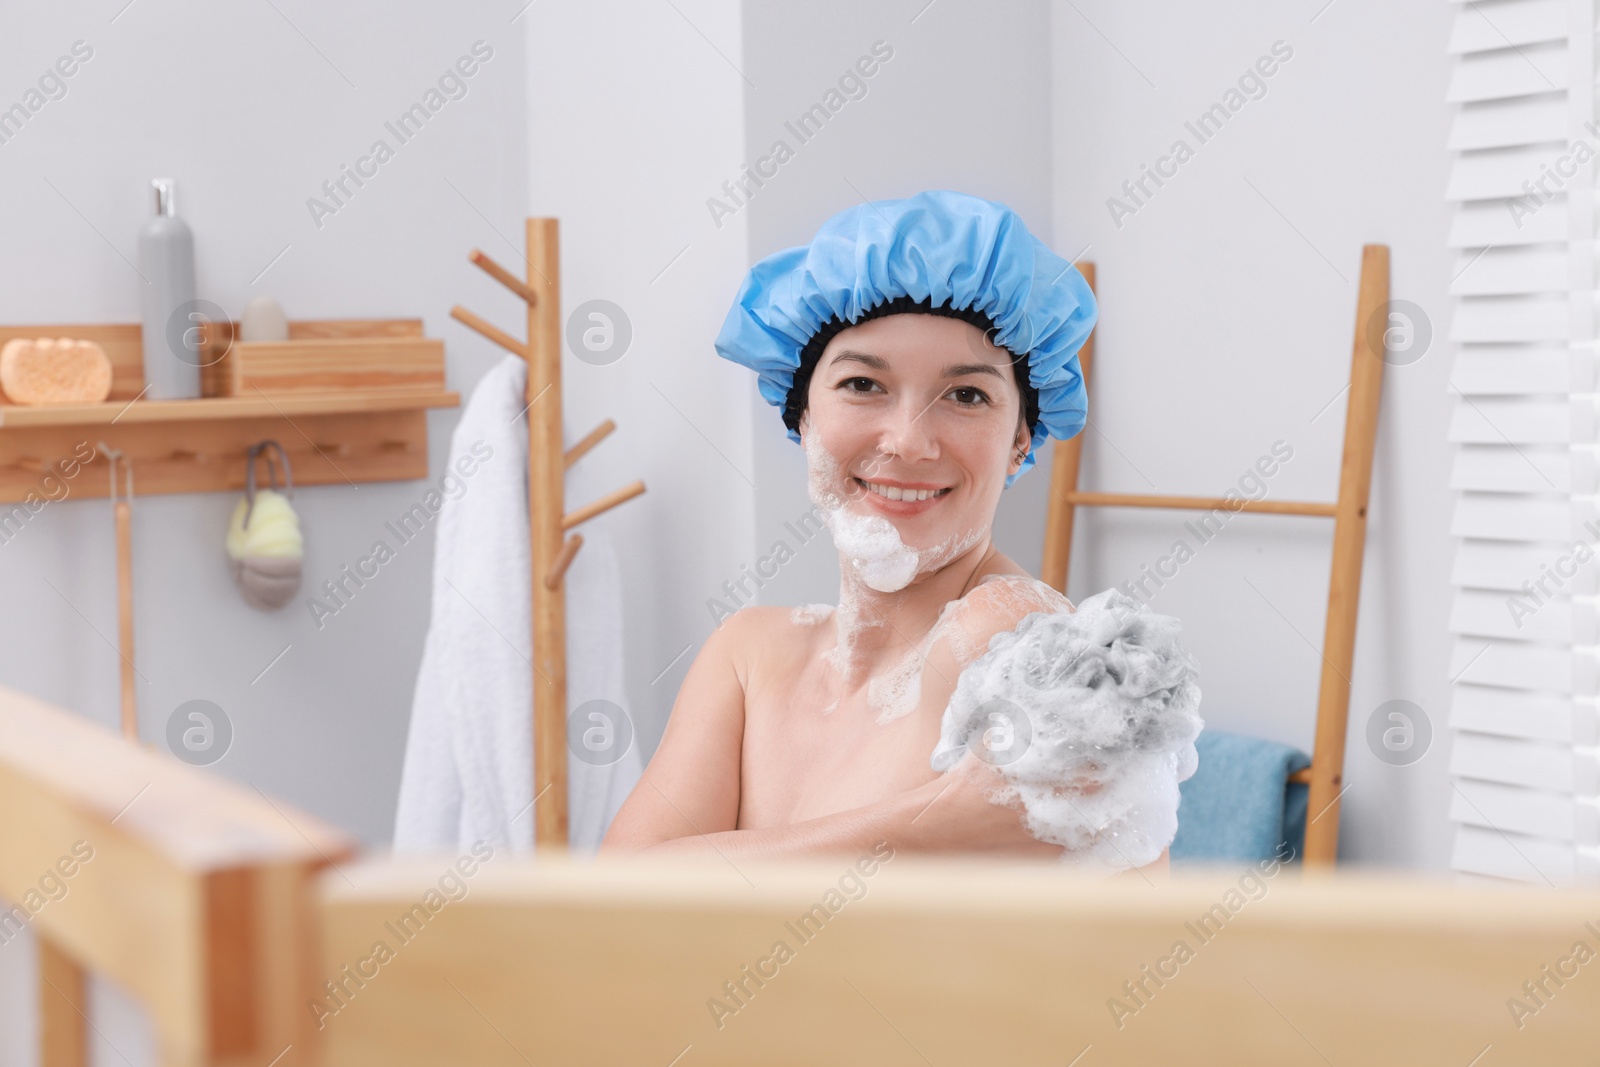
left=632, top=752, right=1063, bottom=861
left=600, top=611, right=750, bottom=850
left=603, top=589, right=1063, bottom=860
left=635, top=775, right=1171, bottom=877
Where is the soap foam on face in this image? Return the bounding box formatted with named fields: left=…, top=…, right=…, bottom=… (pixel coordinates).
left=803, top=425, right=987, bottom=690
left=931, top=588, right=1203, bottom=872
left=803, top=430, right=986, bottom=593
left=826, top=507, right=920, bottom=592
left=804, top=427, right=922, bottom=594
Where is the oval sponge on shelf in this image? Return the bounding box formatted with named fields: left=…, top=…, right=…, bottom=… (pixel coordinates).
left=0, top=337, right=113, bottom=405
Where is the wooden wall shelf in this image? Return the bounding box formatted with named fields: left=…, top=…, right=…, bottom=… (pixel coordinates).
left=0, top=389, right=459, bottom=428
left=0, top=320, right=457, bottom=505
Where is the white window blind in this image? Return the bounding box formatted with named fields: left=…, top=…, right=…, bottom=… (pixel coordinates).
left=1445, top=0, right=1599, bottom=885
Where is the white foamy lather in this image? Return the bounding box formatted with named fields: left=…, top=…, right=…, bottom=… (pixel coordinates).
left=931, top=588, right=1203, bottom=872
left=790, top=603, right=836, bottom=626
left=829, top=508, right=919, bottom=592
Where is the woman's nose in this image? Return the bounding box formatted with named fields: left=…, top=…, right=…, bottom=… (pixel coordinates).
left=877, top=397, right=939, bottom=461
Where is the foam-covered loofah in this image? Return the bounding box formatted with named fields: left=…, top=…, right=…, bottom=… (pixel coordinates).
left=932, top=588, right=1204, bottom=871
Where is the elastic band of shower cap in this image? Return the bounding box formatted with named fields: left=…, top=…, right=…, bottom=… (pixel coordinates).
left=711, top=188, right=1098, bottom=487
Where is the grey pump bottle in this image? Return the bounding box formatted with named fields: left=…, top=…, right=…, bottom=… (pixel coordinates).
left=138, top=178, right=200, bottom=399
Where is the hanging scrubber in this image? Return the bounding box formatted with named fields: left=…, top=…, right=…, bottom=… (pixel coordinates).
left=228, top=440, right=303, bottom=611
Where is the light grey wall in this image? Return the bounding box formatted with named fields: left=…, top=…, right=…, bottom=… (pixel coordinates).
left=521, top=0, right=757, bottom=762
left=738, top=0, right=1061, bottom=614
left=1050, top=0, right=1455, bottom=869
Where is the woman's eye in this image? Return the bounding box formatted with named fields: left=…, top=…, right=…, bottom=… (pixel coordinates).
left=950, top=386, right=991, bottom=407
left=840, top=377, right=881, bottom=394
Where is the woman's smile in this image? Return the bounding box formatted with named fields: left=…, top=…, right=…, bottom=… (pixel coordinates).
left=852, top=475, right=954, bottom=517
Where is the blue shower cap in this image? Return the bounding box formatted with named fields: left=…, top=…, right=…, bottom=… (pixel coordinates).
left=713, top=189, right=1097, bottom=487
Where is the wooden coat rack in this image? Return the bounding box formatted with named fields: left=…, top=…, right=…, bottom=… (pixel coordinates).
left=451, top=217, right=645, bottom=848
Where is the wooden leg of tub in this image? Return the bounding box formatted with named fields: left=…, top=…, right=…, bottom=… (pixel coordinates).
left=38, top=934, right=88, bottom=1067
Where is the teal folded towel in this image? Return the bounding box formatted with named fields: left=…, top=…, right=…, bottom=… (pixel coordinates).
left=1170, top=729, right=1310, bottom=864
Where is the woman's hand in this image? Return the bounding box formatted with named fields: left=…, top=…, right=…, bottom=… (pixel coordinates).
left=901, top=752, right=1065, bottom=859
left=907, top=758, right=1172, bottom=876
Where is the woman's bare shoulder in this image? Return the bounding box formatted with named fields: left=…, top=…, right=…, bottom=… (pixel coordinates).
left=720, top=603, right=837, bottom=635
left=936, top=567, right=1073, bottom=661
left=961, top=567, right=1072, bottom=621
left=712, top=604, right=835, bottom=669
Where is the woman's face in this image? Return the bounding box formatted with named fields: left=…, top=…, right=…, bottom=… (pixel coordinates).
left=799, top=313, right=1028, bottom=558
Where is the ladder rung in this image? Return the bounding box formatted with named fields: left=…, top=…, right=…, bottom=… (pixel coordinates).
left=1061, top=491, right=1337, bottom=518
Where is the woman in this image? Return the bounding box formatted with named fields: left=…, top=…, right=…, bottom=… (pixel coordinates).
left=603, top=190, right=1173, bottom=870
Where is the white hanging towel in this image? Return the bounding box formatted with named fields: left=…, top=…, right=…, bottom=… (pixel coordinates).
left=394, top=355, right=642, bottom=853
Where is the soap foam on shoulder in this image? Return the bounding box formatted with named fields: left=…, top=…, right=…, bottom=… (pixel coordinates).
left=790, top=603, right=836, bottom=626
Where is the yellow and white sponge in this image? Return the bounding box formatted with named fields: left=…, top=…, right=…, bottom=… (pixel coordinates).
left=227, top=489, right=303, bottom=610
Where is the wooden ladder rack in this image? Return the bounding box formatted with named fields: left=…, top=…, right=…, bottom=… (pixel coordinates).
left=1041, top=246, right=1389, bottom=867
